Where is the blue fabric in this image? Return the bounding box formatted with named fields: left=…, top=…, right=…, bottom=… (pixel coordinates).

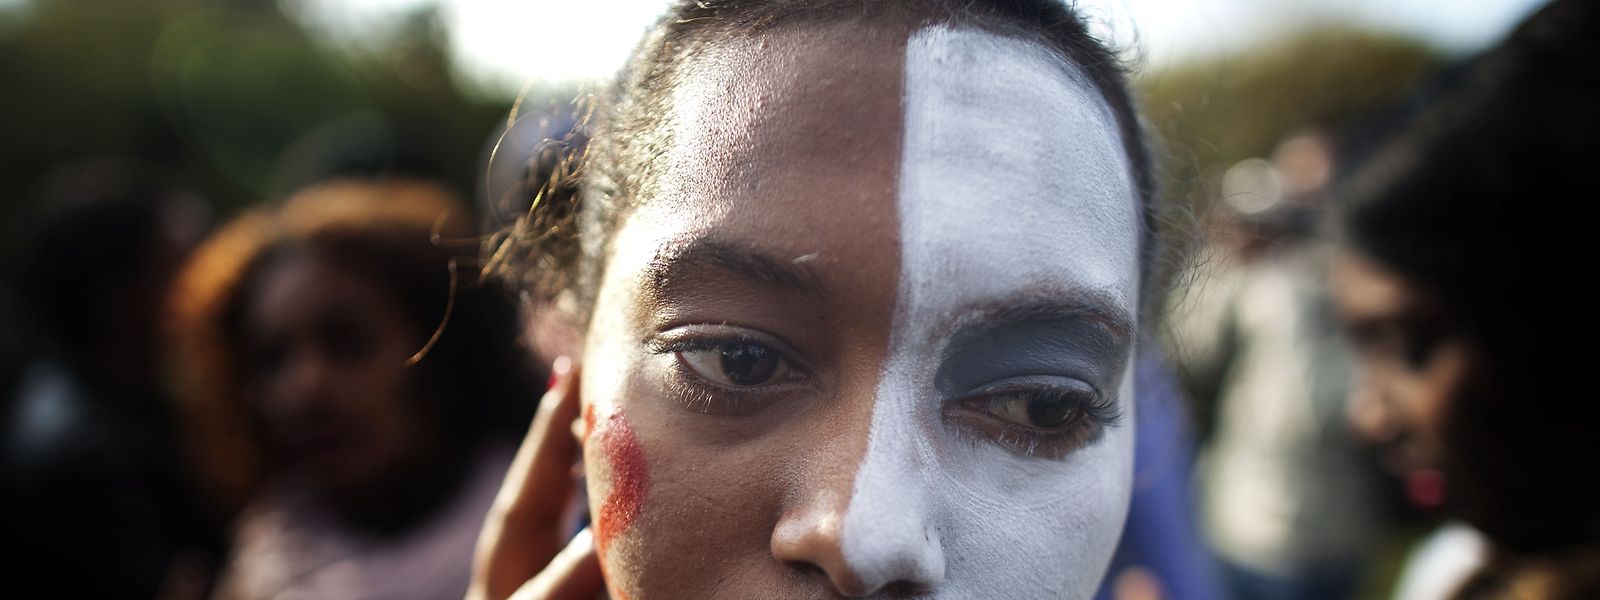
left=1220, top=560, right=1361, bottom=600
left=1095, top=352, right=1227, bottom=600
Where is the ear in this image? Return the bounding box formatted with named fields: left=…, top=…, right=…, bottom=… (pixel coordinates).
left=524, top=298, right=584, bottom=369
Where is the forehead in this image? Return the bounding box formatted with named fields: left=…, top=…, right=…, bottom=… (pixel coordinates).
left=625, top=24, right=908, bottom=314
left=626, top=21, right=1138, bottom=313
left=1332, top=251, right=1427, bottom=320
left=899, top=26, right=1139, bottom=310
left=249, top=252, right=387, bottom=319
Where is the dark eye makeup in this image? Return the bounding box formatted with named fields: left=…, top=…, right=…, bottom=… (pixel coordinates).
left=645, top=318, right=1127, bottom=460
left=944, top=377, right=1122, bottom=460
left=934, top=316, right=1129, bottom=459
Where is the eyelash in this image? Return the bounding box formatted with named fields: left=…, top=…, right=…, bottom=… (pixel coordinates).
left=646, top=332, right=810, bottom=415
left=646, top=328, right=1122, bottom=459
left=947, top=385, right=1123, bottom=460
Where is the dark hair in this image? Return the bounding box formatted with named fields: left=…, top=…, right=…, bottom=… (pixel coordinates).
left=494, top=0, right=1163, bottom=322
left=168, top=179, right=539, bottom=514
left=1337, top=0, right=1599, bottom=553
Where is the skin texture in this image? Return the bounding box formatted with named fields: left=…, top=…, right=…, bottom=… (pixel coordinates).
left=469, top=358, right=604, bottom=600
left=241, top=252, right=438, bottom=513
left=569, top=22, right=1141, bottom=599
left=580, top=23, right=904, bottom=598
left=836, top=26, right=1138, bottom=598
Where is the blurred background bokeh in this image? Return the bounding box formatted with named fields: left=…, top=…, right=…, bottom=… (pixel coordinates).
left=0, top=0, right=1560, bottom=598
left=0, top=0, right=1546, bottom=224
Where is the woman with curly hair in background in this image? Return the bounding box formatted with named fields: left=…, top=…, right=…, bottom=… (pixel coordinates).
left=167, top=179, right=541, bottom=599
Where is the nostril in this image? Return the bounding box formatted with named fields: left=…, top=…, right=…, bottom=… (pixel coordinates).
left=771, top=498, right=876, bottom=596
left=837, top=518, right=946, bottom=593
left=877, top=581, right=935, bottom=598
left=776, top=533, right=942, bottom=598
left=812, top=569, right=933, bottom=599
left=783, top=559, right=872, bottom=597
left=771, top=477, right=944, bottom=596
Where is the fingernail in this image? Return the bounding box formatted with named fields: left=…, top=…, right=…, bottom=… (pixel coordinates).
left=548, top=355, right=572, bottom=390
left=570, top=527, right=594, bottom=549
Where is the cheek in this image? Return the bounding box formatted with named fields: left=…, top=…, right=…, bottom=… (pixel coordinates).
left=336, top=365, right=417, bottom=428
left=946, top=372, right=1135, bottom=595
left=585, top=404, right=650, bottom=562
left=579, top=316, right=661, bottom=594
left=1378, top=360, right=1455, bottom=445
left=585, top=384, right=812, bottom=595
left=1417, top=342, right=1480, bottom=453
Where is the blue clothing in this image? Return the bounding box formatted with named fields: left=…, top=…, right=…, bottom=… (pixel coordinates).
left=1095, top=353, right=1226, bottom=600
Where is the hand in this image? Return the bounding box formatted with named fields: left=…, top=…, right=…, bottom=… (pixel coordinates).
left=467, top=358, right=604, bottom=600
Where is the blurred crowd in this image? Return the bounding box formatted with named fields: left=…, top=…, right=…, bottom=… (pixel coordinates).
left=2, top=0, right=1597, bottom=599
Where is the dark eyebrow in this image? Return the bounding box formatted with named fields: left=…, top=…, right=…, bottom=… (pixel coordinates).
left=642, top=238, right=829, bottom=301
left=942, top=290, right=1137, bottom=349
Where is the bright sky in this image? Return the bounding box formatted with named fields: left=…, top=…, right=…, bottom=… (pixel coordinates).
left=293, top=0, right=1548, bottom=93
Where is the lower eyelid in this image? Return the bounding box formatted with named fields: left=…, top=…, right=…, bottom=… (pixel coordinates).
left=942, top=399, right=1113, bottom=460
left=660, top=353, right=809, bottom=415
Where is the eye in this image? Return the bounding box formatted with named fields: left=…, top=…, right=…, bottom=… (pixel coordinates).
left=678, top=341, right=792, bottom=387
left=982, top=388, right=1088, bottom=430
left=650, top=327, right=813, bottom=416
left=946, top=380, right=1123, bottom=460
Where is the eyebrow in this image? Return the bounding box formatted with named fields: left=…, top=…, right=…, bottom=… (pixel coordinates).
left=940, top=291, right=1137, bottom=350
left=641, top=238, right=830, bottom=301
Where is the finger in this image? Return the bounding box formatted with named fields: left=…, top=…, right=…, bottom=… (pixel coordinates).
left=507, top=529, right=606, bottom=600
left=505, top=357, right=586, bottom=531
left=470, top=356, right=586, bottom=600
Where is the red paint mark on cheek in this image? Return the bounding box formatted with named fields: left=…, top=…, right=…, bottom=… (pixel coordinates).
left=594, top=408, right=649, bottom=562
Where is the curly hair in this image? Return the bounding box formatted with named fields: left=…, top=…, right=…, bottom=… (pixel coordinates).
left=166, top=178, right=539, bottom=515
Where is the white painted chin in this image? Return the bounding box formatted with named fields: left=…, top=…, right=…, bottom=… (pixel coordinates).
left=835, top=25, right=1142, bottom=600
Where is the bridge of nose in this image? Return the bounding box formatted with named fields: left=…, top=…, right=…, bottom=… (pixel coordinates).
left=770, top=344, right=952, bottom=595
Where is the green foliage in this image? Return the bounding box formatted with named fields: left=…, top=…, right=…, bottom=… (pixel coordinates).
left=0, top=0, right=522, bottom=227
left=0, top=4, right=1444, bottom=244
left=1138, top=25, right=1443, bottom=211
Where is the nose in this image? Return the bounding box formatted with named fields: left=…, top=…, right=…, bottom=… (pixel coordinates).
left=771, top=487, right=868, bottom=594
left=771, top=443, right=945, bottom=596
left=272, top=349, right=330, bottom=416
left=836, top=448, right=946, bottom=595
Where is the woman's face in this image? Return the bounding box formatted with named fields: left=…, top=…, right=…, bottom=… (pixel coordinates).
left=579, top=24, right=1141, bottom=598
left=1331, top=251, right=1483, bottom=503
left=242, top=252, right=433, bottom=502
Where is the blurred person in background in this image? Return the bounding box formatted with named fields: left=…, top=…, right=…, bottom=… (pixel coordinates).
left=1171, top=132, right=1383, bottom=600
left=1, top=159, right=217, bottom=598
left=1333, top=0, right=1600, bottom=597
left=165, top=178, right=540, bottom=599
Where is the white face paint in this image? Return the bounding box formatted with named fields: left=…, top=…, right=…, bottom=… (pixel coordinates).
left=838, top=26, right=1141, bottom=598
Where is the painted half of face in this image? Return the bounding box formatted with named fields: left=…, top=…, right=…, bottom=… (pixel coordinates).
left=578, top=23, right=1141, bottom=599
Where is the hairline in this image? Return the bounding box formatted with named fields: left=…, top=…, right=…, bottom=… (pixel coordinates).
left=578, top=7, right=1155, bottom=326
